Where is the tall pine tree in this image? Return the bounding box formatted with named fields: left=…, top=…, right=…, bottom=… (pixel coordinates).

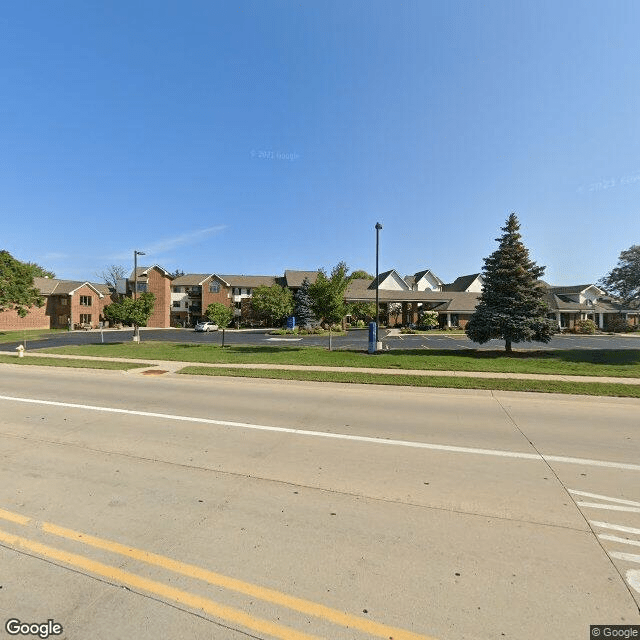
left=293, top=277, right=316, bottom=328
left=466, top=213, right=556, bottom=352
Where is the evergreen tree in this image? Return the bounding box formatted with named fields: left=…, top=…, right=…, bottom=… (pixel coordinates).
left=293, top=277, right=316, bottom=328
left=465, top=213, right=556, bottom=352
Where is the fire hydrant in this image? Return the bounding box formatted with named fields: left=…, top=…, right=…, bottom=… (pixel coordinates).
left=16, top=344, right=25, bottom=358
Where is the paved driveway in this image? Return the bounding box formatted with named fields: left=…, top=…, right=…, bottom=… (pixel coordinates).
left=2, top=328, right=639, bottom=352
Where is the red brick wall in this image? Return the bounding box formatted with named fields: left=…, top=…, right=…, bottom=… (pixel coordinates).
left=200, top=277, right=232, bottom=316
left=146, top=268, right=171, bottom=327
left=458, top=315, right=471, bottom=329
left=69, top=285, right=106, bottom=328
left=0, top=301, right=51, bottom=331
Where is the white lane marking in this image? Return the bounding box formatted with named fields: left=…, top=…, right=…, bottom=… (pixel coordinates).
left=599, top=535, right=640, bottom=548
left=610, top=551, right=640, bottom=564
left=265, top=338, right=303, bottom=342
left=1, top=394, right=640, bottom=472
left=590, top=521, right=640, bottom=536
left=568, top=490, right=640, bottom=507
left=576, top=502, right=640, bottom=513
left=628, top=570, right=640, bottom=594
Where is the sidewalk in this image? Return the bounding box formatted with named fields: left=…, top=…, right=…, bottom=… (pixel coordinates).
left=11, top=352, right=640, bottom=385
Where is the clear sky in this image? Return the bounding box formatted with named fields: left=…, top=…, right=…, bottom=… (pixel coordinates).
left=2, top=1, right=639, bottom=285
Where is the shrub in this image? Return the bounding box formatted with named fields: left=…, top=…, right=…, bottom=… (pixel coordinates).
left=400, top=328, right=417, bottom=334
left=573, top=319, right=597, bottom=334
left=356, top=319, right=366, bottom=328
left=417, top=311, right=439, bottom=330
left=606, top=315, right=631, bottom=333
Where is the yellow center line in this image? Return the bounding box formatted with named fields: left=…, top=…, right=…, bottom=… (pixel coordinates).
left=0, top=506, right=437, bottom=640
left=0, top=526, right=321, bottom=640
left=0, top=507, right=31, bottom=525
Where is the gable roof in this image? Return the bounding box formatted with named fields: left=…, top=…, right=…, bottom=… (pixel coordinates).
left=283, top=270, right=320, bottom=288
left=549, top=284, right=605, bottom=295
left=128, top=265, right=173, bottom=279
left=412, top=269, right=444, bottom=286
left=443, top=273, right=482, bottom=292
left=368, top=269, right=410, bottom=290
left=33, top=278, right=107, bottom=298
left=172, top=273, right=231, bottom=287
left=219, top=274, right=279, bottom=288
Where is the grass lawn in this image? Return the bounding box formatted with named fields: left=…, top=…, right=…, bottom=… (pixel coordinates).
left=0, top=329, right=68, bottom=344
left=0, top=354, right=151, bottom=370
left=38, top=342, right=640, bottom=378
left=178, top=366, right=640, bottom=398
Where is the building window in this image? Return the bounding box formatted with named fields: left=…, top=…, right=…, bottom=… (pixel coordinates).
left=246, top=288, right=251, bottom=296
left=173, top=301, right=181, bottom=308
left=136, top=283, right=147, bottom=293
left=210, top=282, right=220, bottom=293
left=172, top=286, right=182, bottom=293
left=234, top=302, right=242, bottom=309
left=79, top=296, right=92, bottom=306
left=60, top=298, right=67, bottom=306
left=79, top=314, right=92, bottom=324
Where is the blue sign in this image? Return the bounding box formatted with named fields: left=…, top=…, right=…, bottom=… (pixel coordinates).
left=368, top=321, right=377, bottom=353
left=287, top=316, right=296, bottom=329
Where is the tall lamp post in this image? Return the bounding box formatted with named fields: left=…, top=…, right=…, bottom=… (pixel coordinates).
left=133, top=250, right=146, bottom=300
left=133, top=250, right=146, bottom=342
left=375, top=222, right=382, bottom=351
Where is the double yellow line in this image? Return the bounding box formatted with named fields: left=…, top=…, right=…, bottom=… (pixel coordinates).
left=0, top=507, right=436, bottom=640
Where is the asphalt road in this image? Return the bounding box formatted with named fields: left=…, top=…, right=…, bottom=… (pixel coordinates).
left=0, top=364, right=638, bottom=639
left=2, top=327, right=640, bottom=352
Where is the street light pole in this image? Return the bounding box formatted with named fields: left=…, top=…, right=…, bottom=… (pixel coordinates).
left=375, top=222, right=382, bottom=351
left=133, top=250, right=146, bottom=342
left=133, top=250, right=146, bottom=301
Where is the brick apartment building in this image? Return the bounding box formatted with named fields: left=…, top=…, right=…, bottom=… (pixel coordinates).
left=118, top=266, right=172, bottom=328
left=0, top=278, right=113, bottom=331
left=3, top=265, right=638, bottom=333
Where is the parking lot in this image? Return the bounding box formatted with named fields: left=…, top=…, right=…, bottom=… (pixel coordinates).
left=1, top=327, right=639, bottom=352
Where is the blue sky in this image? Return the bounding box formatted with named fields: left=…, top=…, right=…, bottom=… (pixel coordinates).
left=2, top=1, right=639, bottom=285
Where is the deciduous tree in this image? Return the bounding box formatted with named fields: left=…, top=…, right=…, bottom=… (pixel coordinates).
left=599, top=245, right=640, bottom=305
left=309, top=261, right=350, bottom=325
left=206, top=302, right=234, bottom=347
left=103, top=292, right=156, bottom=341
left=206, top=302, right=233, bottom=328
left=97, top=265, right=127, bottom=299
left=0, top=250, right=46, bottom=317
left=250, top=285, right=293, bottom=327
left=465, top=213, right=556, bottom=352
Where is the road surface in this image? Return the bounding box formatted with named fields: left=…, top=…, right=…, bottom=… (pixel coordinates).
left=0, top=364, right=638, bottom=639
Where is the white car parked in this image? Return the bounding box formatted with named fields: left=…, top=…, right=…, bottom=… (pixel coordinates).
left=194, top=321, right=219, bottom=332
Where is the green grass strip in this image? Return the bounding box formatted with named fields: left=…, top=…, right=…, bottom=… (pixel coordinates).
left=178, top=366, right=640, bottom=397
left=40, top=343, right=640, bottom=378
left=0, top=355, right=151, bottom=370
